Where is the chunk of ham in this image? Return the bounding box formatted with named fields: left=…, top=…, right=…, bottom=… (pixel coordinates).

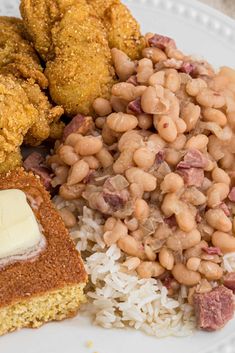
left=148, top=34, right=176, bottom=50
left=224, top=273, right=235, bottom=293
left=219, top=202, right=231, bottom=216
left=177, top=149, right=209, bottom=169
left=180, top=62, right=196, bottom=75
left=176, top=149, right=209, bottom=187
left=127, top=97, right=143, bottom=114
left=177, top=167, right=204, bottom=187
left=194, top=286, right=234, bottom=331
left=23, top=152, right=52, bottom=190
left=228, top=187, right=235, bottom=202
left=202, top=247, right=222, bottom=256
left=62, top=115, right=94, bottom=141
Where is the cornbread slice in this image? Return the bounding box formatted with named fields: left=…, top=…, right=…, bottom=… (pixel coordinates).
left=0, top=169, right=87, bottom=336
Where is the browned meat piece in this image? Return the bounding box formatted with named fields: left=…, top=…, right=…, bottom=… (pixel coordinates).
left=23, top=152, right=52, bottom=190
left=194, top=286, right=234, bottom=331
left=177, top=167, right=204, bottom=187
left=228, top=187, right=235, bottom=202
left=219, top=202, right=231, bottom=216
left=180, top=62, right=195, bottom=75
left=82, top=175, right=130, bottom=216
left=155, top=150, right=165, bottom=165
left=164, top=215, right=177, bottom=228
left=148, top=34, right=176, bottom=50
left=127, top=97, right=143, bottom=115
left=224, top=273, right=235, bottom=293
left=62, top=115, right=94, bottom=141
left=177, top=149, right=209, bottom=169
left=202, top=247, right=222, bottom=256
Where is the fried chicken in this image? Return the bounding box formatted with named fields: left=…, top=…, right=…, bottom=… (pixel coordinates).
left=87, top=0, right=145, bottom=60
left=0, top=17, right=48, bottom=89
left=20, top=0, right=144, bottom=116
left=0, top=75, right=37, bottom=171
left=0, top=17, right=64, bottom=172
left=20, top=0, right=115, bottom=116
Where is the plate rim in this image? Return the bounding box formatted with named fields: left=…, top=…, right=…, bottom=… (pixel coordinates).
left=0, top=0, right=235, bottom=352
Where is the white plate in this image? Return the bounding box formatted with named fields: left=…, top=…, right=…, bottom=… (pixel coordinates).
left=1, top=1, right=235, bottom=353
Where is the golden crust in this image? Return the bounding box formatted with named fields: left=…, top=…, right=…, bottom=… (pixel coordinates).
left=87, top=0, right=145, bottom=60
left=0, top=16, right=48, bottom=89
left=0, top=75, right=64, bottom=172
left=0, top=169, right=87, bottom=308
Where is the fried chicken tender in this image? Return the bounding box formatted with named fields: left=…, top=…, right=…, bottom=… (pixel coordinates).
left=87, top=0, right=145, bottom=60
left=0, top=74, right=63, bottom=173
left=22, top=80, right=64, bottom=145
left=21, top=0, right=115, bottom=116
left=20, top=0, right=144, bottom=116
left=0, top=75, right=37, bottom=171
left=0, top=17, right=64, bottom=158
left=0, top=17, right=48, bottom=89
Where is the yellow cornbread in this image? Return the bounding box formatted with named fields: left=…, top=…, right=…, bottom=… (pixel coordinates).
left=0, top=169, right=87, bottom=335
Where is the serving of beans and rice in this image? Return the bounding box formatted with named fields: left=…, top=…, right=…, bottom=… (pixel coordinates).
left=27, top=33, right=235, bottom=336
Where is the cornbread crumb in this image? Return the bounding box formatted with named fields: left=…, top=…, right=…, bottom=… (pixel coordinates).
left=86, top=341, right=94, bottom=348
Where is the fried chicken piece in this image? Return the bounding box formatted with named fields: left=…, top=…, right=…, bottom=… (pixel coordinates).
left=45, top=1, right=115, bottom=116
left=0, top=150, right=22, bottom=174
left=87, top=0, right=145, bottom=60
left=0, top=17, right=64, bottom=148
left=22, top=80, right=64, bottom=145
left=0, top=17, right=48, bottom=89
left=0, top=75, right=37, bottom=172
left=20, top=0, right=144, bottom=116
left=20, top=0, right=115, bottom=116
left=0, top=75, right=63, bottom=173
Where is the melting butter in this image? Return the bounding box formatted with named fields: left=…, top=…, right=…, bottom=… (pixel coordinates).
left=0, top=189, right=43, bottom=259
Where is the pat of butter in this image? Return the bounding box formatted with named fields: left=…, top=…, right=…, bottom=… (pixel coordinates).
left=0, top=189, right=43, bottom=259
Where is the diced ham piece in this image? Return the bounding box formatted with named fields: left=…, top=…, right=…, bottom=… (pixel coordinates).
left=202, top=247, right=222, bottom=256
left=127, top=97, right=143, bottom=114
left=228, top=187, right=235, bottom=202
left=177, top=167, right=204, bottom=187
left=126, top=75, right=138, bottom=86
left=62, top=115, right=93, bottom=141
left=194, top=286, right=234, bottom=331
left=164, top=215, right=177, bottom=228
left=148, top=34, right=176, bottom=50
left=180, top=62, right=196, bottom=75
left=23, top=152, right=52, bottom=190
left=219, top=202, right=231, bottom=216
left=103, top=193, right=126, bottom=210
left=177, top=149, right=209, bottom=169
left=155, top=150, right=165, bottom=164
left=224, top=273, right=235, bottom=293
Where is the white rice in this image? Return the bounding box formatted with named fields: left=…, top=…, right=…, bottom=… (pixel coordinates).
left=68, top=205, right=196, bottom=337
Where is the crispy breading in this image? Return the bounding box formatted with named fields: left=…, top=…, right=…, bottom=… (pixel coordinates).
left=0, top=75, right=37, bottom=172
left=21, top=0, right=115, bottom=116
left=0, top=17, right=48, bottom=89
left=20, top=0, right=144, bottom=116
left=45, top=1, right=115, bottom=116
left=22, top=80, right=64, bottom=145
left=87, top=0, right=145, bottom=60
left=0, top=16, right=64, bottom=170
left=0, top=150, right=22, bottom=174
left=0, top=75, right=63, bottom=173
